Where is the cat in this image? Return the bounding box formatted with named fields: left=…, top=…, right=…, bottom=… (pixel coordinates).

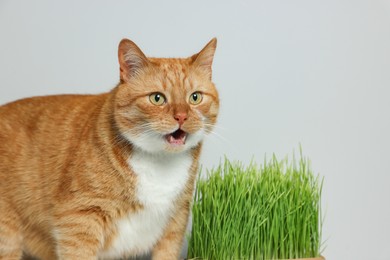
left=0, top=38, right=219, bottom=260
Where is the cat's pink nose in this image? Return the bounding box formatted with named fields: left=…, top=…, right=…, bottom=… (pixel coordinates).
left=174, top=112, right=188, bottom=125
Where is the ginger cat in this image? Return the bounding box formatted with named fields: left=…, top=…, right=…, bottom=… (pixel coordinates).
left=0, top=38, right=219, bottom=260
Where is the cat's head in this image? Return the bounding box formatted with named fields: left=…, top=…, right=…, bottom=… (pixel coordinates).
left=114, top=38, right=219, bottom=153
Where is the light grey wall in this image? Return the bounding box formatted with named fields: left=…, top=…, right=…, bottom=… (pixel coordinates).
left=1, top=0, right=390, bottom=259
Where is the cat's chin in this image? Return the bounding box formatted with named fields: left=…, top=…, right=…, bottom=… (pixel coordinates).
left=163, top=128, right=206, bottom=153
left=123, top=129, right=204, bottom=154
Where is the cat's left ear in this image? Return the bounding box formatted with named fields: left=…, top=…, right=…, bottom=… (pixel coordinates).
left=118, top=39, right=150, bottom=82
left=191, top=38, right=217, bottom=79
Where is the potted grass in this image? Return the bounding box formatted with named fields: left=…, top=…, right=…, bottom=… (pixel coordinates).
left=187, top=152, right=324, bottom=260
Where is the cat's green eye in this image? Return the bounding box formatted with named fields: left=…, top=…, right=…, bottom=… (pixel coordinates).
left=149, top=93, right=166, bottom=106
left=189, top=92, right=203, bottom=105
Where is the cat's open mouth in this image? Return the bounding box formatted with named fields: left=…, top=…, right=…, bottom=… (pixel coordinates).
left=165, top=129, right=187, bottom=145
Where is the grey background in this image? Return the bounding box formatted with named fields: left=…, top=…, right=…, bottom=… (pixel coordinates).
left=1, top=0, right=390, bottom=259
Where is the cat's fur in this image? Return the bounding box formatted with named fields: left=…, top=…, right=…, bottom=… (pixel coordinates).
left=0, top=38, right=219, bottom=260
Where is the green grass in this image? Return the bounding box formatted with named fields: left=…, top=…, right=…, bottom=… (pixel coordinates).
left=187, top=152, right=323, bottom=260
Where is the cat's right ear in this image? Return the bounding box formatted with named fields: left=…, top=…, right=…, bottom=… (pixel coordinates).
left=191, top=38, right=217, bottom=80
left=118, top=39, right=149, bottom=82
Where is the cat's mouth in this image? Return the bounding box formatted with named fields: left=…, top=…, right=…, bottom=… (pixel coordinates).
left=165, top=129, right=187, bottom=145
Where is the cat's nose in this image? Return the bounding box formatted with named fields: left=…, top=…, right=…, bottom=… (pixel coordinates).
left=174, top=112, right=188, bottom=126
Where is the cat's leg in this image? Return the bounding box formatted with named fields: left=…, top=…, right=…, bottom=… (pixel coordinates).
left=0, top=202, right=23, bottom=260
left=152, top=197, right=192, bottom=260
left=53, top=210, right=105, bottom=260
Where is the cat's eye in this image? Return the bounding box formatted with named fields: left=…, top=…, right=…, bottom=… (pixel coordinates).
left=189, top=92, right=203, bottom=105
left=149, top=93, right=166, bottom=106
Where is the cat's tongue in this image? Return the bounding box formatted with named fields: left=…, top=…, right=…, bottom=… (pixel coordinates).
left=166, top=129, right=187, bottom=145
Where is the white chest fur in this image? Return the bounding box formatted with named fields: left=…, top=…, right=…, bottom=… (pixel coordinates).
left=99, top=150, right=193, bottom=259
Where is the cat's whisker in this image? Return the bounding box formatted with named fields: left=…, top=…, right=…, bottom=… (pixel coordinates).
left=200, top=124, right=230, bottom=144
left=206, top=124, right=227, bottom=131
left=205, top=130, right=230, bottom=144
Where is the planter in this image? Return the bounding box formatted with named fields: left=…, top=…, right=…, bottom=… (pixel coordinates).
left=287, top=257, right=325, bottom=260
left=186, top=257, right=325, bottom=260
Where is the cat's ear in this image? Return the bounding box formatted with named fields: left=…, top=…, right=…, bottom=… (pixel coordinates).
left=118, top=39, right=149, bottom=82
left=191, top=38, right=217, bottom=79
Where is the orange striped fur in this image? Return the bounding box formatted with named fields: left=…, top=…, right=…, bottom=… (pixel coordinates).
left=0, top=38, right=219, bottom=260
